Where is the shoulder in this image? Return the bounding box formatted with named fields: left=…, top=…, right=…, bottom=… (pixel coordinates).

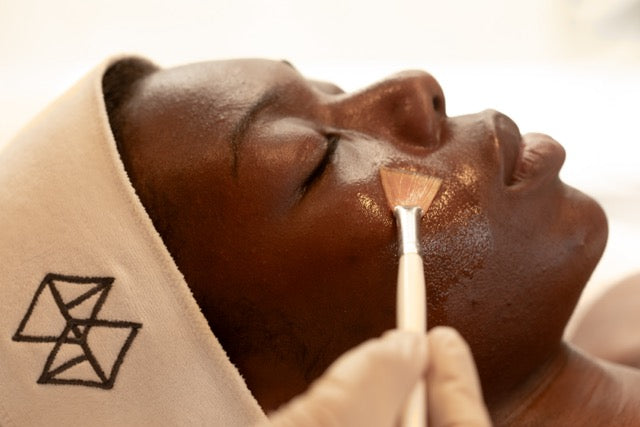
left=569, top=272, right=640, bottom=369
left=495, top=344, right=640, bottom=426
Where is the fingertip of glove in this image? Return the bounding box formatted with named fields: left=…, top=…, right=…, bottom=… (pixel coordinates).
left=381, top=329, right=429, bottom=360
left=429, top=326, right=470, bottom=352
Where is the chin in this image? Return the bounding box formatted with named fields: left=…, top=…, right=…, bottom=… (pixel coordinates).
left=563, top=183, right=609, bottom=279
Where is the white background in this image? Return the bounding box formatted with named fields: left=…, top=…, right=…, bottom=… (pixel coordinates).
left=1, top=0, right=639, bottom=331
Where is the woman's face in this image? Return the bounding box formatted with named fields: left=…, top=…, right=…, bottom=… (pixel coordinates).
left=117, top=59, right=607, bottom=405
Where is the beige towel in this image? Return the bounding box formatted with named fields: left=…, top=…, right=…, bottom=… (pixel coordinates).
left=0, top=57, right=266, bottom=426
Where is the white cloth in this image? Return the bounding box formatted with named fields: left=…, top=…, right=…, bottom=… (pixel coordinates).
left=0, top=57, right=266, bottom=426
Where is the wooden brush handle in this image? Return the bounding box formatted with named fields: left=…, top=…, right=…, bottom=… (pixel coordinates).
left=397, top=252, right=427, bottom=427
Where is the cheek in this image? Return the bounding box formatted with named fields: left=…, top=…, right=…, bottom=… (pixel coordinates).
left=333, top=137, right=397, bottom=185
left=421, top=163, right=495, bottom=323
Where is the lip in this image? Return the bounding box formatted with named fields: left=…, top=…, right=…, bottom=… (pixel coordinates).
left=509, top=133, right=566, bottom=188
left=489, top=111, right=566, bottom=188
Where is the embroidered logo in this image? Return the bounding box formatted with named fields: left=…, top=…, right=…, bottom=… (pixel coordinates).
left=12, top=273, right=142, bottom=389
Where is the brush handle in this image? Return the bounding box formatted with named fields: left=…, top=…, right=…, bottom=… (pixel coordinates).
left=397, top=252, right=427, bottom=427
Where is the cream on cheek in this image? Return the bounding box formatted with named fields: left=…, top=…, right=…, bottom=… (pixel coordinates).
left=337, top=131, right=494, bottom=291
left=333, top=135, right=396, bottom=184
left=346, top=140, right=493, bottom=308
left=334, top=137, right=399, bottom=226
left=356, top=192, right=393, bottom=227
left=420, top=161, right=494, bottom=321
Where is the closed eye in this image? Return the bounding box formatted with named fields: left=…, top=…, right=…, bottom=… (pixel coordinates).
left=300, top=134, right=340, bottom=194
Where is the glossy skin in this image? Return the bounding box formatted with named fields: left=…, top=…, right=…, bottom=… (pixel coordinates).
left=113, top=59, right=612, bottom=418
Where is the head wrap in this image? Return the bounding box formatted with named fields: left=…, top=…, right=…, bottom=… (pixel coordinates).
left=0, top=57, right=266, bottom=426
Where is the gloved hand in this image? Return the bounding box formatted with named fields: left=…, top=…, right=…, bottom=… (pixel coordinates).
left=259, top=326, right=491, bottom=427
left=426, top=327, right=492, bottom=427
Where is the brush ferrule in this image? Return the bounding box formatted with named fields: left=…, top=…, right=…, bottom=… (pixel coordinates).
left=393, top=206, right=422, bottom=255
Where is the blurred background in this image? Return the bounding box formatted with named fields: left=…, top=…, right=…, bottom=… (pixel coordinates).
left=1, top=0, right=639, bottom=332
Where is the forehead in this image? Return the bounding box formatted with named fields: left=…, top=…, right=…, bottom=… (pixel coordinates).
left=148, top=59, right=299, bottom=104
left=128, top=59, right=309, bottom=137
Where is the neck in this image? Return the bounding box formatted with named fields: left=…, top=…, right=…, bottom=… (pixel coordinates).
left=490, top=342, right=640, bottom=426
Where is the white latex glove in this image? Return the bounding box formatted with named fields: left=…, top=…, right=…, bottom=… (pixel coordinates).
left=427, top=327, right=492, bottom=427
left=259, top=326, right=491, bottom=427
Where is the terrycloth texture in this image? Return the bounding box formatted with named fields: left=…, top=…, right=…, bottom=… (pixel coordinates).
left=0, top=57, right=266, bottom=426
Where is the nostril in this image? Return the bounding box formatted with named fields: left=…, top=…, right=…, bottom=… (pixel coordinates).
left=432, top=95, right=443, bottom=113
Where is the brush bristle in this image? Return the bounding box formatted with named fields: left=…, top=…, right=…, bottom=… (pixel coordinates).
left=379, top=167, right=442, bottom=214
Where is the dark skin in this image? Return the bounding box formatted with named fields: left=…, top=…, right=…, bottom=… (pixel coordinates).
left=111, top=59, right=640, bottom=424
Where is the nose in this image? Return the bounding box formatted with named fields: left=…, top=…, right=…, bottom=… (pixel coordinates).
left=331, top=70, right=446, bottom=148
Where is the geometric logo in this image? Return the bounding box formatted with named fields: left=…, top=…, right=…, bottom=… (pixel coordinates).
left=12, top=273, right=142, bottom=389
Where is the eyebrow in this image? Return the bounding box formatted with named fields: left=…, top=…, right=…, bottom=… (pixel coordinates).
left=230, top=88, right=281, bottom=177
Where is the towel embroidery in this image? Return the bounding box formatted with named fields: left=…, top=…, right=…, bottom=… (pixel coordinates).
left=12, top=273, right=142, bottom=389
